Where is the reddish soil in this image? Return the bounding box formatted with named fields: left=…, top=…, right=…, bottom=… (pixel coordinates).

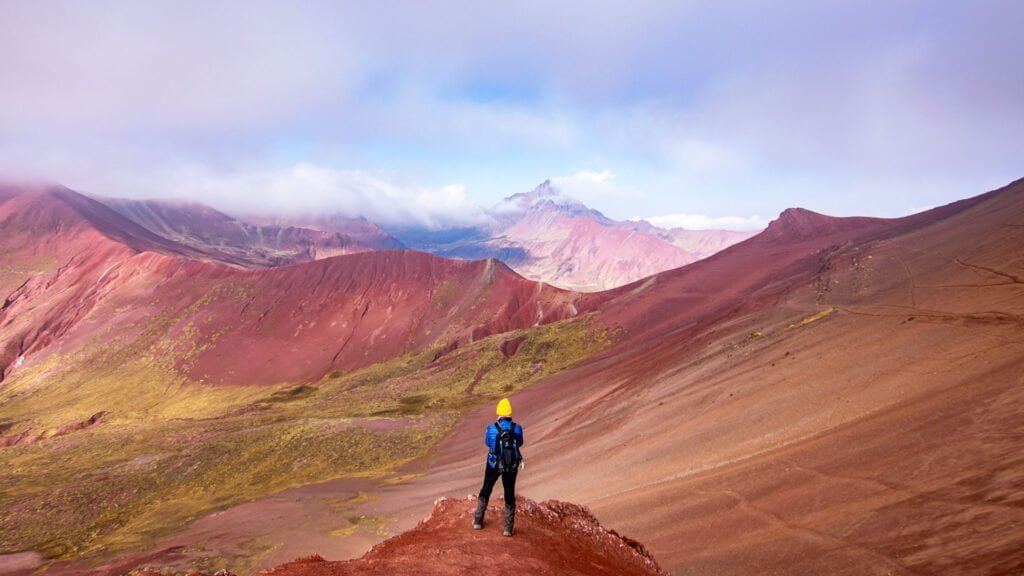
left=0, top=552, right=41, bottom=576
left=498, top=335, right=527, bottom=358
left=246, top=497, right=666, bottom=576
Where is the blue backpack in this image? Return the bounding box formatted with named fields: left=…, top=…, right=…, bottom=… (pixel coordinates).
left=493, top=421, right=522, bottom=472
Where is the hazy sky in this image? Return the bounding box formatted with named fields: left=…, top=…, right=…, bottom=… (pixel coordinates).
left=1, top=1, right=1021, bottom=229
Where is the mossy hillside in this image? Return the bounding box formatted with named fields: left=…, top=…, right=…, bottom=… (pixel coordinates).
left=310, top=314, right=614, bottom=416
left=0, top=314, right=616, bottom=568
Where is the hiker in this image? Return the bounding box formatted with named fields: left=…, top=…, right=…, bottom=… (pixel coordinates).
left=472, top=397, right=524, bottom=536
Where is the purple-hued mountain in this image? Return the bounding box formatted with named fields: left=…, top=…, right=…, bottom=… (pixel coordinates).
left=389, top=181, right=756, bottom=291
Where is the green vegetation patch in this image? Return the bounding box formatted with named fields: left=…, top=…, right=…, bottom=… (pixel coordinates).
left=308, top=314, right=615, bottom=418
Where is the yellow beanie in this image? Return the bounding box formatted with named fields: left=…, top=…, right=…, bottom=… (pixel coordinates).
left=496, top=398, right=512, bottom=417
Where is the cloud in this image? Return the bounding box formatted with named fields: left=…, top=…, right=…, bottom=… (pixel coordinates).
left=206, top=164, right=492, bottom=229
left=554, top=170, right=616, bottom=188
left=0, top=1, right=1020, bottom=222
left=644, top=213, right=768, bottom=231
left=351, top=86, right=581, bottom=154
left=76, top=162, right=490, bottom=229
left=549, top=170, right=627, bottom=203
left=0, top=2, right=360, bottom=139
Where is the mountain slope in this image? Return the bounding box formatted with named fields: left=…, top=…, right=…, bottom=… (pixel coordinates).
left=0, top=184, right=217, bottom=382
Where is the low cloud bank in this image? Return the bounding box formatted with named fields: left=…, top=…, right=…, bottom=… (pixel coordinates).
left=644, top=213, right=768, bottom=231
left=51, top=162, right=490, bottom=230
left=184, top=164, right=492, bottom=229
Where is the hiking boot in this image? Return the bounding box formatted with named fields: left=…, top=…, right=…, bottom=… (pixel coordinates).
left=503, top=502, right=515, bottom=537
left=472, top=496, right=487, bottom=530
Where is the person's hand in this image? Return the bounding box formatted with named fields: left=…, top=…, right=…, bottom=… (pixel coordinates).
left=518, top=459, right=525, bottom=471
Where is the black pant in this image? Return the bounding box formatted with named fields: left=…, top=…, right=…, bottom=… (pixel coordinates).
left=478, top=464, right=518, bottom=507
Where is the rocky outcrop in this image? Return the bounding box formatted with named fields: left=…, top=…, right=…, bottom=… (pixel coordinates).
left=125, top=498, right=665, bottom=576
left=239, top=497, right=665, bottom=576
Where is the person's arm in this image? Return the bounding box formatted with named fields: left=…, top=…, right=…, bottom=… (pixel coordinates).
left=516, top=424, right=524, bottom=447
left=485, top=424, right=495, bottom=450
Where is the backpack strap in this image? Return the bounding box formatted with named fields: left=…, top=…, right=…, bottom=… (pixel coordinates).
left=491, top=422, right=502, bottom=451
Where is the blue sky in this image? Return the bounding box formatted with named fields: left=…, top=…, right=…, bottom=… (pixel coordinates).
left=1, top=1, right=1021, bottom=229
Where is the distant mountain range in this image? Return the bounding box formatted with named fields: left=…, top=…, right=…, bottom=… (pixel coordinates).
left=386, top=180, right=755, bottom=291
left=101, top=197, right=404, bottom=267
left=89, top=181, right=754, bottom=291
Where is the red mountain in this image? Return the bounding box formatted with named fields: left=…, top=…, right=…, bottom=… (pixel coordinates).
left=0, top=184, right=220, bottom=380
left=0, top=185, right=587, bottom=386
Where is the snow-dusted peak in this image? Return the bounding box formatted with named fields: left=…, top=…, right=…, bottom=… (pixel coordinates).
left=495, top=180, right=603, bottom=220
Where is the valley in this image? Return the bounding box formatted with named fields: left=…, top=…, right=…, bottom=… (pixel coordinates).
left=1, top=179, right=1022, bottom=575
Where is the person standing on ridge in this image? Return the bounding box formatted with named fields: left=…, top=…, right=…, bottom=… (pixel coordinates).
left=472, top=397, right=524, bottom=536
